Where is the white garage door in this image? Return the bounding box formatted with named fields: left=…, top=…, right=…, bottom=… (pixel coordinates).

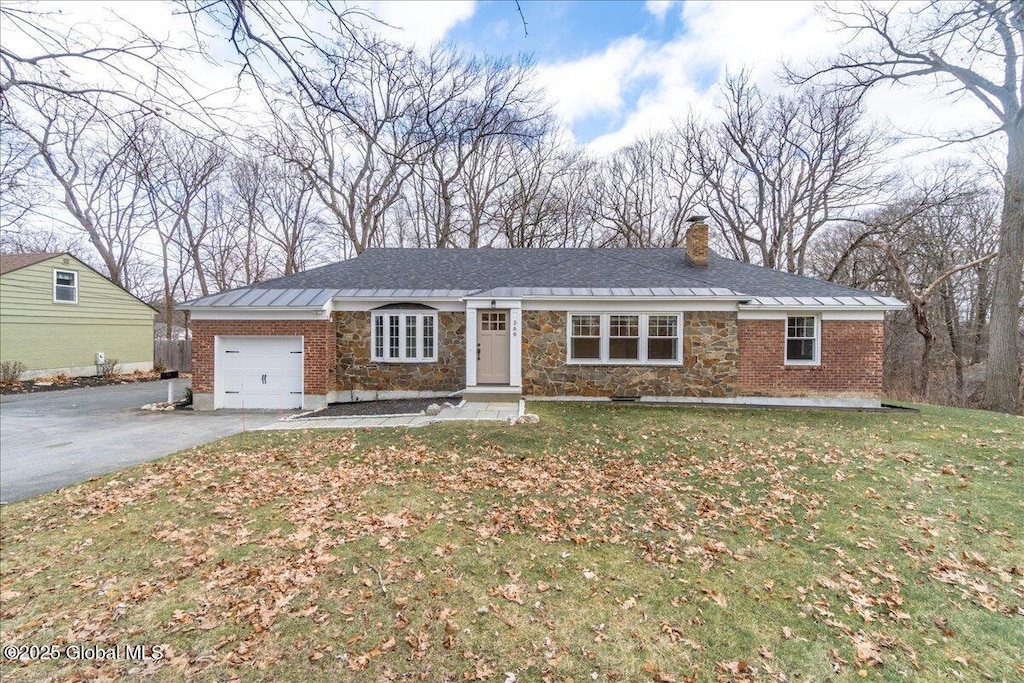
left=217, top=336, right=304, bottom=409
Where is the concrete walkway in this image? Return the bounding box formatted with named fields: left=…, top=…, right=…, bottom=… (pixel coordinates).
left=256, top=400, right=524, bottom=430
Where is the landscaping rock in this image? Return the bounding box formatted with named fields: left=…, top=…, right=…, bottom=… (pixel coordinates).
left=424, top=403, right=443, bottom=416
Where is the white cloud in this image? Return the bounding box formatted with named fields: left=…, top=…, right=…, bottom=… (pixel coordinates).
left=645, top=0, right=676, bottom=21
left=535, top=36, right=649, bottom=125
left=365, top=1, right=476, bottom=47
left=535, top=0, right=994, bottom=164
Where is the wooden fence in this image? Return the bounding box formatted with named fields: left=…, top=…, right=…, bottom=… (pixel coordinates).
left=154, top=339, right=192, bottom=372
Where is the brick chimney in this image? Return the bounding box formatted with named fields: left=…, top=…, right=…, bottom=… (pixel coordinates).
left=685, top=215, right=708, bottom=267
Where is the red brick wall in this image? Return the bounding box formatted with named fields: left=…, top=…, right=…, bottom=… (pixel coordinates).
left=737, top=318, right=883, bottom=397
left=191, top=319, right=336, bottom=396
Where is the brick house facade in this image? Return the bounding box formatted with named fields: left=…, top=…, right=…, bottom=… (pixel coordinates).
left=184, top=221, right=903, bottom=410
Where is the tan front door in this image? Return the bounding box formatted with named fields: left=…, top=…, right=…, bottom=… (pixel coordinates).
left=477, top=310, right=511, bottom=384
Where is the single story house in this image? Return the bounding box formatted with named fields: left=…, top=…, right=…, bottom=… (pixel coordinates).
left=180, top=221, right=904, bottom=411
left=0, top=252, right=156, bottom=379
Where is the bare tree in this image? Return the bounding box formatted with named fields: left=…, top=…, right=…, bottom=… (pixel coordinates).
left=131, top=123, right=224, bottom=337
left=494, top=134, right=590, bottom=247
left=8, top=94, right=152, bottom=287
left=274, top=38, right=423, bottom=255
left=411, top=49, right=549, bottom=248
left=813, top=167, right=1002, bottom=403
left=683, top=71, right=887, bottom=273
left=795, top=0, right=1023, bottom=412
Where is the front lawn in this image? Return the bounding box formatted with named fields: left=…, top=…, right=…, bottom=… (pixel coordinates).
left=1, top=403, right=1021, bottom=682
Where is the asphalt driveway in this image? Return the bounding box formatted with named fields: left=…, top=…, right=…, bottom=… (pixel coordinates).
left=0, top=381, right=282, bottom=503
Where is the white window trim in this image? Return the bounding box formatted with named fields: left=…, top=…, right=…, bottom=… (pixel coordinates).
left=53, top=268, right=78, bottom=304
left=566, top=313, right=682, bottom=366
left=370, top=311, right=438, bottom=363
left=784, top=314, right=821, bottom=366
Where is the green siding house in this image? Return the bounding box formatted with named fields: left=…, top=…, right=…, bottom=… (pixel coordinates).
left=0, top=253, right=155, bottom=378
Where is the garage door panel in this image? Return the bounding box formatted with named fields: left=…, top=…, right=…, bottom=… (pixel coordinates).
left=217, top=336, right=303, bottom=409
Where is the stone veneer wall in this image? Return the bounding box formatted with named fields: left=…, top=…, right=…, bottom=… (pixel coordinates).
left=334, top=311, right=465, bottom=392
left=521, top=310, right=738, bottom=397
left=737, top=319, right=883, bottom=398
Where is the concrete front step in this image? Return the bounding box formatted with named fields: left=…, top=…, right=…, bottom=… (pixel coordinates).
left=459, top=386, right=523, bottom=403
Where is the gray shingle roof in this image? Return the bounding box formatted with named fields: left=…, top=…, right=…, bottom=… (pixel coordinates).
left=181, top=248, right=903, bottom=308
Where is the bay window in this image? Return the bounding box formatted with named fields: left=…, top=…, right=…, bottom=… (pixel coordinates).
left=372, top=311, right=438, bottom=362
left=568, top=313, right=681, bottom=364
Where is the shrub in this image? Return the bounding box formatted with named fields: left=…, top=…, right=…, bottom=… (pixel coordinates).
left=0, top=360, right=28, bottom=384
left=153, top=361, right=168, bottom=374
left=183, top=387, right=193, bottom=405
left=97, top=358, right=121, bottom=378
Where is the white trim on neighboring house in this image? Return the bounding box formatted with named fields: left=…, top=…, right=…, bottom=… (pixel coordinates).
left=52, top=268, right=78, bottom=304
left=19, top=361, right=154, bottom=381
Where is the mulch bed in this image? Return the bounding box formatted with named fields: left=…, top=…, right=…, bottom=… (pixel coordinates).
left=302, top=397, right=461, bottom=418
left=0, top=374, right=165, bottom=395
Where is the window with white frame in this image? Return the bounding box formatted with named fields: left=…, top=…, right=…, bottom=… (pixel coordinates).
left=568, top=313, right=681, bottom=364
left=609, top=315, right=640, bottom=360
left=570, top=314, right=601, bottom=360
left=53, top=269, right=78, bottom=303
left=785, top=315, right=819, bottom=364
left=371, top=311, right=438, bottom=362
left=647, top=315, right=679, bottom=361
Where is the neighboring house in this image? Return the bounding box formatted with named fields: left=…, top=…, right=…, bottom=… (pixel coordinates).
left=180, top=220, right=905, bottom=411
left=0, top=252, right=156, bottom=379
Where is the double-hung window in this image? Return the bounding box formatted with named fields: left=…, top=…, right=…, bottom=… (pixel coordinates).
left=372, top=311, right=437, bottom=362
left=608, top=315, right=640, bottom=360
left=53, top=269, right=78, bottom=303
left=647, top=315, right=679, bottom=360
left=785, top=315, right=819, bottom=364
left=570, top=315, right=601, bottom=360
left=569, top=313, right=681, bottom=364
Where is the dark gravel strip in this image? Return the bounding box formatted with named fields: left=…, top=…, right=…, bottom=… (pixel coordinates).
left=301, top=397, right=461, bottom=418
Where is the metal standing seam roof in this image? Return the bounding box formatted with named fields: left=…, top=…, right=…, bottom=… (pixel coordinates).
left=178, top=248, right=907, bottom=309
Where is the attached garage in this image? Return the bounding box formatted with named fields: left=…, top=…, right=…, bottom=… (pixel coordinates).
left=216, top=336, right=304, bottom=409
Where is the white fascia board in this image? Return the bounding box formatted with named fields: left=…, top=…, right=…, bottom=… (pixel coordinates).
left=331, top=297, right=465, bottom=312
left=464, top=298, right=523, bottom=310
left=188, top=307, right=330, bottom=321
left=520, top=298, right=740, bottom=312
left=738, top=307, right=888, bottom=321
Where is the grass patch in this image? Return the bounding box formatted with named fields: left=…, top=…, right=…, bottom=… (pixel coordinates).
left=1, top=402, right=1021, bottom=682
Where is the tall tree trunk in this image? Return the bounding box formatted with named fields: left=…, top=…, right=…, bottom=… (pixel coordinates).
left=941, top=280, right=965, bottom=403
left=971, top=261, right=991, bottom=365
left=983, top=129, right=1024, bottom=413
left=913, top=302, right=933, bottom=400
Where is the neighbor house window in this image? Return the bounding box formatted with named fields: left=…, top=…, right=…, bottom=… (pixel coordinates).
left=372, top=311, right=438, bottom=362
left=568, top=313, right=681, bottom=364
left=785, top=315, right=819, bottom=364
left=53, top=269, right=78, bottom=303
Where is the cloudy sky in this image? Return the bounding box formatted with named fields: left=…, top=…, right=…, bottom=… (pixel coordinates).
left=363, top=0, right=992, bottom=159
left=8, top=0, right=996, bottom=161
